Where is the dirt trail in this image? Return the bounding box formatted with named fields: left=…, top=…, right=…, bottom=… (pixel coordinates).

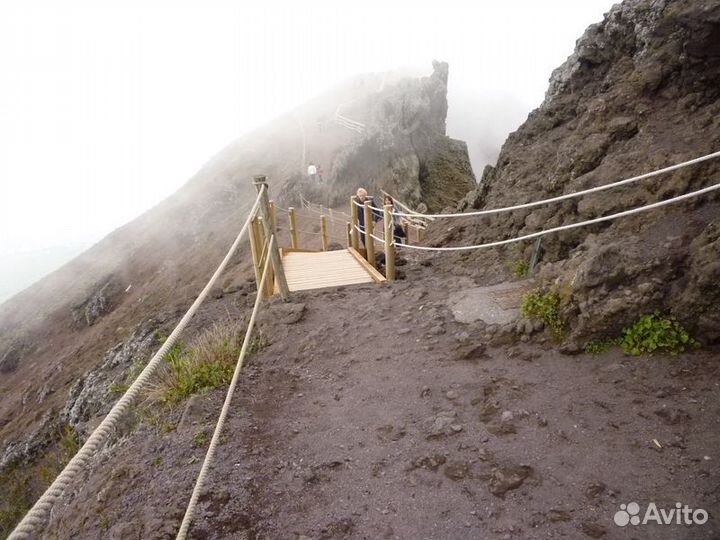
left=44, top=264, right=720, bottom=540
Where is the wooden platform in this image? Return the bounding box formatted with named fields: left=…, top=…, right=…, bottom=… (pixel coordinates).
left=280, top=247, right=385, bottom=292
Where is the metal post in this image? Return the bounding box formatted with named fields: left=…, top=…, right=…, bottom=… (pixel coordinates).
left=350, top=196, right=359, bottom=250
left=320, top=215, right=329, bottom=251
left=383, top=204, right=395, bottom=281
left=252, top=175, right=289, bottom=300
left=289, top=207, right=299, bottom=249
left=364, top=200, right=375, bottom=267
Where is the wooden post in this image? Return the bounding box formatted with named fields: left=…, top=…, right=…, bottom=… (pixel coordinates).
left=363, top=200, right=375, bottom=267
left=288, top=207, right=299, bottom=249
left=320, top=215, right=329, bottom=251
left=346, top=222, right=352, bottom=248
left=416, top=226, right=424, bottom=243
left=383, top=204, right=395, bottom=281
left=350, top=196, right=359, bottom=250
left=248, top=217, right=262, bottom=290
left=256, top=218, right=275, bottom=298
left=269, top=200, right=278, bottom=233
left=252, top=175, right=289, bottom=300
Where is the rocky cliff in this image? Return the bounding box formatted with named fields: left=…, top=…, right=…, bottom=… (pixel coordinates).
left=281, top=61, right=476, bottom=211
left=444, top=0, right=720, bottom=348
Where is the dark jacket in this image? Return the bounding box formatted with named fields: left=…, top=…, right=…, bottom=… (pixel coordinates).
left=357, top=196, right=382, bottom=229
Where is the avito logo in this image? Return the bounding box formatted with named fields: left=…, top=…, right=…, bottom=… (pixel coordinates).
left=614, top=502, right=709, bottom=527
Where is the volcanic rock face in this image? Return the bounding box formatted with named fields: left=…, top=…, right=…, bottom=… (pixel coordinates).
left=284, top=62, right=476, bottom=211
left=450, top=0, right=720, bottom=345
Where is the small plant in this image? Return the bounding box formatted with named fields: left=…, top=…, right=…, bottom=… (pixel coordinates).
left=584, top=339, right=615, bottom=354
left=521, top=289, right=565, bottom=341
left=60, top=425, right=80, bottom=460
left=109, top=356, right=147, bottom=396
left=192, top=431, right=208, bottom=446
left=616, top=312, right=700, bottom=356
left=146, top=322, right=264, bottom=405
left=510, top=259, right=529, bottom=278
left=151, top=455, right=162, bottom=466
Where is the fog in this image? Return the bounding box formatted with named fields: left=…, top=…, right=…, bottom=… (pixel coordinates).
left=0, top=0, right=613, bottom=302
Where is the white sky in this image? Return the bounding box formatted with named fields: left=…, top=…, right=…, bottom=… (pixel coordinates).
left=0, top=0, right=614, bottom=257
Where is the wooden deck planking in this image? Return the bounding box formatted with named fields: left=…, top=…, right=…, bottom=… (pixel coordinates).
left=281, top=248, right=384, bottom=292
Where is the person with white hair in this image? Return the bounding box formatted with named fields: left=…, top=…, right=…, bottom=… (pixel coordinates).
left=356, top=187, right=382, bottom=247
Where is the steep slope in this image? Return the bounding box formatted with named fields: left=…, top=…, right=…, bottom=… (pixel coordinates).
left=441, top=0, right=720, bottom=347
left=0, top=66, right=475, bottom=537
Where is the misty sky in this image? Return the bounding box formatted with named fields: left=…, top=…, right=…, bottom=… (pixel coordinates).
left=0, top=0, right=614, bottom=260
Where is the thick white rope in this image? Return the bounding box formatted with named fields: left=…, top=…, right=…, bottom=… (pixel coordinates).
left=300, top=196, right=351, bottom=219
left=385, top=150, right=720, bottom=218
left=353, top=223, right=393, bottom=245
left=380, top=190, right=434, bottom=223
left=397, top=181, right=720, bottom=251
left=175, top=236, right=274, bottom=540
left=8, top=188, right=265, bottom=540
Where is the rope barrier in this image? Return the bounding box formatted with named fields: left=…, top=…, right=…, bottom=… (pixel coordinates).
left=8, top=188, right=266, bottom=540
left=352, top=223, right=393, bottom=245
left=386, top=149, right=720, bottom=219
left=380, top=190, right=433, bottom=223
left=300, top=196, right=351, bottom=219
left=396, top=180, right=720, bottom=252
left=175, top=235, right=275, bottom=540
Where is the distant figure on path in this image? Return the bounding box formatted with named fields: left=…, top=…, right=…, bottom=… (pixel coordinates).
left=316, top=164, right=324, bottom=182
left=307, top=162, right=317, bottom=181
left=384, top=195, right=407, bottom=244
left=356, top=188, right=382, bottom=247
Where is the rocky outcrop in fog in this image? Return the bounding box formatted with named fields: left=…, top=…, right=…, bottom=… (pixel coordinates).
left=282, top=62, right=476, bottom=211
left=447, top=0, right=720, bottom=347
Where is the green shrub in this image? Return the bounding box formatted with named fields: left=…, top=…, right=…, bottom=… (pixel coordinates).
left=585, top=312, right=700, bottom=356
left=147, top=322, right=264, bottom=405
left=521, top=289, right=565, bottom=341
left=510, top=259, right=529, bottom=278
left=616, top=312, right=699, bottom=356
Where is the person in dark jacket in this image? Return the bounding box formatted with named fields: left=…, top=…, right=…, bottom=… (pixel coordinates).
left=383, top=195, right=407, bottom=244
left=356, top=187, right=382, bottom=246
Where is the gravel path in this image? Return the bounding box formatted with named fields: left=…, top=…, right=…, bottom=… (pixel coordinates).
left=45, top=267, right=720, bottom=540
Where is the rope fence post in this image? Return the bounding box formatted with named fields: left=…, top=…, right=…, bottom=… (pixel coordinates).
left=364, top=200, right=375, bottom=267
left=269, top=200, right=278, bottom=233
left=320, top=215, right=329, bottom=251
left=350, top=196, right=359, bottom=250
left=383, top=204, right=395, bottom=281
left=289, top=207, right=299, bottom=249
left=249, top=217, right=262, bottom=290
left=253, top=175, right=289, bottom=300
left=417, top=226, right=424, bottom=242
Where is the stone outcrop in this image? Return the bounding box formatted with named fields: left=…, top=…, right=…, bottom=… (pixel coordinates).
left=281, top=62, right=476, bottom=211
left=445, top=0, right=720, bottom=346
